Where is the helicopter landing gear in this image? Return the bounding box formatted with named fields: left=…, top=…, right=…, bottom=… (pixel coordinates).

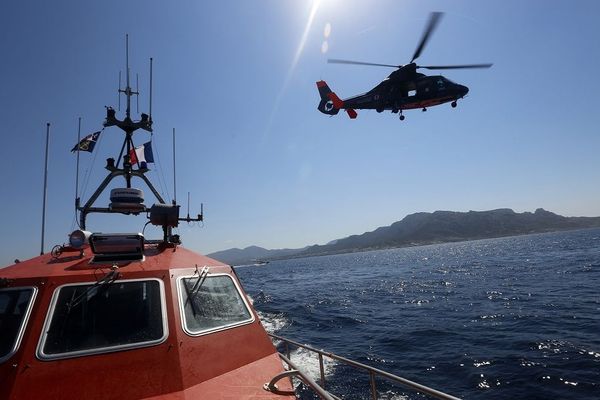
left=451, top=101, right=457, bottom=108
left=399, top=110, right=405, bottom=121
left=376, top=108, right=384, bottom=113
left=422, top=107, right=427, bottom=112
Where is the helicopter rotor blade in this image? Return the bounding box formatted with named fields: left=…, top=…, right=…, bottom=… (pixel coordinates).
left=418, top=63, right=493, bottom=70
left=410, top=12, right=444, bottom=63
left=328, top=59, right=400, bottom=68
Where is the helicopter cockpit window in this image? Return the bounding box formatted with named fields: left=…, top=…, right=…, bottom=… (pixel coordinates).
left=0, top=287, right=36, bottom=363
left=178, top=274, right=254, bottom=336
left=37, top=279, right=167, bottom=360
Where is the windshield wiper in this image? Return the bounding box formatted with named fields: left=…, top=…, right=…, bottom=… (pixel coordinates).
left=66, top=267, right=120, bottom=312
left=184, top=266, right=209, bottom=316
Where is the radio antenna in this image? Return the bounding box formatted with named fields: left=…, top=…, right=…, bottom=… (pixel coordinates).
left=41, top=123, right=50, bottom=255
left=136, top=73, right=139, bottom=114
left=149, top=57, right=153, bottom=122
left=126, top=35, right=130, bottom=119
left=173, top=127, right=177, bottom=204
left=118, top=71, right=121, bottom=111
left=75, top=118, right=81, bottom=209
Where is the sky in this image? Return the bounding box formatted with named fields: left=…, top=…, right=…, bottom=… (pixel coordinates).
left=1, top=0, right=600, bottom=265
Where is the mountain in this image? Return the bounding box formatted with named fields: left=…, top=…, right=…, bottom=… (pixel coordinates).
left=208, top=209, right=600, bottom=264
left=207, top=245, right=303, bottom=266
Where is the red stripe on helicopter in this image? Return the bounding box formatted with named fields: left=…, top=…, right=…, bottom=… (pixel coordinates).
left=327, top=92, right=344, bottom=109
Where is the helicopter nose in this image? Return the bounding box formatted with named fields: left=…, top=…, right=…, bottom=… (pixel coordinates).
left=460, top=85, right=469, bottom=96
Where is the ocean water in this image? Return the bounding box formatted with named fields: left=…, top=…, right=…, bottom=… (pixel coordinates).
left=235, top=228, right=600, bottom=400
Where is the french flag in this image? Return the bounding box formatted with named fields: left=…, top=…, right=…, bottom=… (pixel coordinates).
left=129, top=141, right=154, bottom=164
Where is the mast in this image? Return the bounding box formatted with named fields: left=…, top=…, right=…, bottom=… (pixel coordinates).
left=75, top=36, right=202, bottom=239
left=79, top=35, right=154, bottom=229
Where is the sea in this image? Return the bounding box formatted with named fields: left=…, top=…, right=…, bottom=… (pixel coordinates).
left=235, top=228, right=600, bottom=400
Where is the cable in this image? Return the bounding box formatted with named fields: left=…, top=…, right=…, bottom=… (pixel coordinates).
left=80, top=128, right=106, bottom=201
left=141, top=220, right=152, bottom=235
left=152, top=137, right=172, bottom=202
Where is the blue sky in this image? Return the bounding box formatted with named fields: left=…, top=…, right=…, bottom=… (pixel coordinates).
left=1, top=0, right=600, bottom=265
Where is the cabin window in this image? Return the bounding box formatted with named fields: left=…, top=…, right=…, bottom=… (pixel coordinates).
left=0, top=287, right=36, bottom=363
left=178, top=274, right=254, bottom=336
left=37, top=279, right=167, bottom=360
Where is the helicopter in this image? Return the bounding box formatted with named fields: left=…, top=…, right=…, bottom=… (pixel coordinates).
left=316, top=12, right=492, bottom=121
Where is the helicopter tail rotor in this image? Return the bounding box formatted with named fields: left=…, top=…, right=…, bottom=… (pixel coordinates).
left=316, top=80, right=341, bottom=115
left=316, top=81, right=358, bottom=119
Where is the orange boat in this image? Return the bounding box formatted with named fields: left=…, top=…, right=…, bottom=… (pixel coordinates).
left=1, top=40, right=461, bottom=400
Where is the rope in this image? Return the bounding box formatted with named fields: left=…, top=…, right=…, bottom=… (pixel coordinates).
left=79, top=128, right=106, bottom=201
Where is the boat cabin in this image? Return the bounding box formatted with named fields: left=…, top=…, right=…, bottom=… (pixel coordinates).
left=0, top=241, right=294, bottom=399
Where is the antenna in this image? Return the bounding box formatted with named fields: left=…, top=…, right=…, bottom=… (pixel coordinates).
left=118, top=71, right=121, bottom=111
left=149, top=58, right=153, bottom=122
left=125, top=34, right=131, bottom=119
left=117, top=35, right=139, bottom=121
left=75, top=118, right=81, bottom=210
left=41, top=123, right=50, bottom=255
left=136, top=73, right=139, bottom=114
left=126, top=34, right=130, bottom=87
left=173, top=128, right=177, bottom=204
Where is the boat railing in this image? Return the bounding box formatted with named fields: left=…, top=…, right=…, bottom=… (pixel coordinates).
left=267, top=333, right=462, bottom=400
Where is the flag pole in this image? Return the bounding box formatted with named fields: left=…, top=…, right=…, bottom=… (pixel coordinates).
left=75, top=118, right=81, bottom=211
left=41, top=123, right=50, bottom=255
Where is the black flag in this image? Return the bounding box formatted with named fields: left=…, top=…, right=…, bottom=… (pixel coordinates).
left=71, top=131, right=101, bottom=152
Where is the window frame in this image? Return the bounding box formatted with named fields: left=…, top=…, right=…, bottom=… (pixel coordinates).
left=36, top=278, right=168, bottom=361
left=0, top=286, right=37, bottom=364
left=177, top=273, right=255, bottom=337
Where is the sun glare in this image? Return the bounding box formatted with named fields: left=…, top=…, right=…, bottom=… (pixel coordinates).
left=291, top=0, right=321, bottom=71
left=264, top=0, right=323, bottom=137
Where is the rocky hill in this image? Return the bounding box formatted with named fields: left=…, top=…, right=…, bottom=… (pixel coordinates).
left=208, top=208, right=600, bottom=265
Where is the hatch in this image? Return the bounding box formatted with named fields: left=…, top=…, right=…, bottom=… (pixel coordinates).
left=89, top=233, right=145, bottom=263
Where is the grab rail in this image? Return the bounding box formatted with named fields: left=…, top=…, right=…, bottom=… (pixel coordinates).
left=265, top=353, right=338, bottom=400
left=268, top=333, right=461, bottom=400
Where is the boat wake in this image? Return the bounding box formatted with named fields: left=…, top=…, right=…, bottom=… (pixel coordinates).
left=256, top=309, right=338, bottom=382
left=256, top=309, right=289, bottom=333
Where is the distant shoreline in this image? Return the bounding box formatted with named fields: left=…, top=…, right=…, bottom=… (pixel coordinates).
left=268, top=226, right=600, bottom=262
left=209, top=208, right=600, bottom=266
